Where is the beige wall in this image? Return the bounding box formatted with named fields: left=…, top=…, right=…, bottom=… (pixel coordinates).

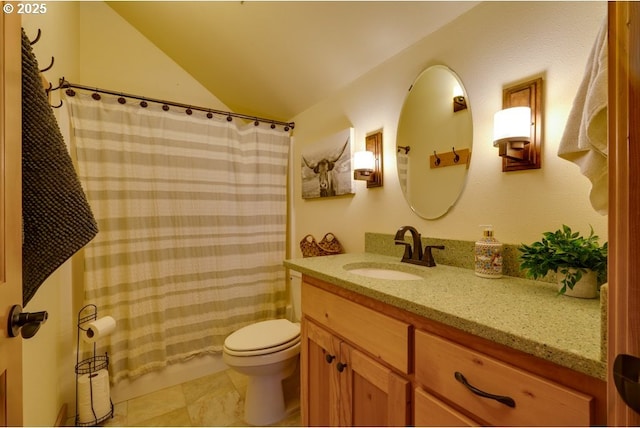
left=22, top=4, right=79, bottom=426
left=290, top=1, right=608, bottom=254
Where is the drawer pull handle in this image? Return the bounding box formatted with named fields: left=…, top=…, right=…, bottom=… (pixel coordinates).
left=337, top=362, right=348, bottom=373
left=454, top=371, right=516, bottom=408
left=325, top=354, right=336, bottom=364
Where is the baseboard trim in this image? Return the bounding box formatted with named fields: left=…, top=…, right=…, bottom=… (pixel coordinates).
left=54, top=403, right=68, bottom=427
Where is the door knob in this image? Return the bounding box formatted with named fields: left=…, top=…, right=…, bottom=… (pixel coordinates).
left=8, top=305, right=48, bottom=339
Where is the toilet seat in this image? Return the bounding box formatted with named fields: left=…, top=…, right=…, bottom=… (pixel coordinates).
left=224, top=319, right=300, bottom=357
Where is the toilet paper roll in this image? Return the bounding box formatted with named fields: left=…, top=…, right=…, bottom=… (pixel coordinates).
left=77, top=369, right=111, bottom=424
left=81, top=316, right=116, bottom=343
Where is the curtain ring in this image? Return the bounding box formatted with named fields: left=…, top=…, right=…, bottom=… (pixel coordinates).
left=226, top=114, right=233, bottom=122
left=433, top=151, right=441, bottom=166
left=452, top=147, right=460, bottom=163
left=206, top=111, right=213, bottom=119
left=186, top=107, right=193, bottom=115
left=162, top=104, right=170, bottom=111
left=140, top=100, right=148, bottom=108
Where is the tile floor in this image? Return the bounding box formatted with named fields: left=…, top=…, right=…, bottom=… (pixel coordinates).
left=71, top=368, right=300, bottom=427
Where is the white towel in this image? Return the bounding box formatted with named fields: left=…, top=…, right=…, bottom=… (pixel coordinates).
left=558, top=17, right=608, bottom=215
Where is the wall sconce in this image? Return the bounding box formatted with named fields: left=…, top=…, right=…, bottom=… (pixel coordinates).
left=353, top=131, right=383, bottom=188
left=493, top=106, right=531, bottom=159
left=494, top=77, right=543, bottom=172
left=453, top=83, right=467, bottom=112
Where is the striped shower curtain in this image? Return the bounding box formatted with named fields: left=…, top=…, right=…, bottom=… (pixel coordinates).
left=65, top=91, right=290, bottom=382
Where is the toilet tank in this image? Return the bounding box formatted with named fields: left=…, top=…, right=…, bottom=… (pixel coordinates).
left=289, top=270, right=302, bottom=322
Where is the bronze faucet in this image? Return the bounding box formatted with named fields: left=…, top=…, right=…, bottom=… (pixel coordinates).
left=394, top=226, right=444, bottom=267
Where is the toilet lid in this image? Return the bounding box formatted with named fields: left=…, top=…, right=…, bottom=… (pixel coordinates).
left=224, top=319, right=300, bottom=352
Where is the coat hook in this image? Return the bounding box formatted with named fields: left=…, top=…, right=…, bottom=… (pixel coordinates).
left=45, top=81, right=53, bottom=93
left=51, top=100, right=63, bottom=108
left=49, top=82, right=63, bottom=92
left=40, top=56, right=55, bottom=73
left=452, top=147, right=460, bottom=163
left=433, top=150, right=441, bottom=166
left=30, top=29, right=42, bottom=45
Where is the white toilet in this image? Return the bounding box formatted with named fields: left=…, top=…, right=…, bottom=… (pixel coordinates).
left=223, top=270, right=302, bottom=426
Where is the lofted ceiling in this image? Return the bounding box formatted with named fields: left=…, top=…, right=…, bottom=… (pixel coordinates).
left=108, top=1, right=479, bottom=122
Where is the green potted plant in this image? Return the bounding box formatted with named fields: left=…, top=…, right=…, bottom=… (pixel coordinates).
left=518, top=225, right=607, bottom=298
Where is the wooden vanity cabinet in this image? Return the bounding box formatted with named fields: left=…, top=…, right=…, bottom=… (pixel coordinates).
left=300, top=276, right=606, bottom=426
left=300, top=280, right=411, bottom=426
left=302, top=319, right=411, bottom=426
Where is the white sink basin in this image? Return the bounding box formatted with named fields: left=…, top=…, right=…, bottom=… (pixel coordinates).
left=344, top=264, right=424, bottom=281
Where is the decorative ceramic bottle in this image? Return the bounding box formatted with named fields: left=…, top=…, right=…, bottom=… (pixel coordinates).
left=474, top=225, right=503, bottom=278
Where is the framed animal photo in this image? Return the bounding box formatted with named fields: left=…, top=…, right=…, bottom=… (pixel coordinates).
left=301, top=128, right=355, bottom=199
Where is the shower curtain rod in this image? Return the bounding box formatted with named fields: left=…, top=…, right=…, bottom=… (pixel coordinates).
left=57, top=78, right=295, bottom=130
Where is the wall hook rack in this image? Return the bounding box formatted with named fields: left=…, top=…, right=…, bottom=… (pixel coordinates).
left=430, top=147, right=471, bottom=169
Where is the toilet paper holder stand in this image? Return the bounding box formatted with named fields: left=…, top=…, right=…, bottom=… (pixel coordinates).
left=74, top=304, right=114, bottom=427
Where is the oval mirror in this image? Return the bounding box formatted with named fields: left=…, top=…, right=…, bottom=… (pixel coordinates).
left=396, top=65, right=473, bottom=219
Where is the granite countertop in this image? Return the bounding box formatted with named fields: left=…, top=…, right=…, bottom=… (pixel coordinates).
left=284, top=252, right=605, bottom=380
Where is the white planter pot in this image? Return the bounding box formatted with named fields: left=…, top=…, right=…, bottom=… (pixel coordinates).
left=557, top=268, right=598, bottom=299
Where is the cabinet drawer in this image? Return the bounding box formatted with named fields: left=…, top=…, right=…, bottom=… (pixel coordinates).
left=415, top=330, right=593, bottom=426
left=414, top=387, right=478, bottom=426
left=302, top=281, right=410, bottom=373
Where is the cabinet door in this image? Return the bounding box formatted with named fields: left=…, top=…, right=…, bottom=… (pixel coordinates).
left=301, top=318, right=341, bottom=426
left=415, top=387, right=478, bottom=427
left=339, top=342, right=410, bottom=426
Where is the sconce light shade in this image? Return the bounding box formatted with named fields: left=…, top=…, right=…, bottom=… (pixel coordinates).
left=353, top=151, right=375, bottom=176
left=493, top=106, right=531, bottom=146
